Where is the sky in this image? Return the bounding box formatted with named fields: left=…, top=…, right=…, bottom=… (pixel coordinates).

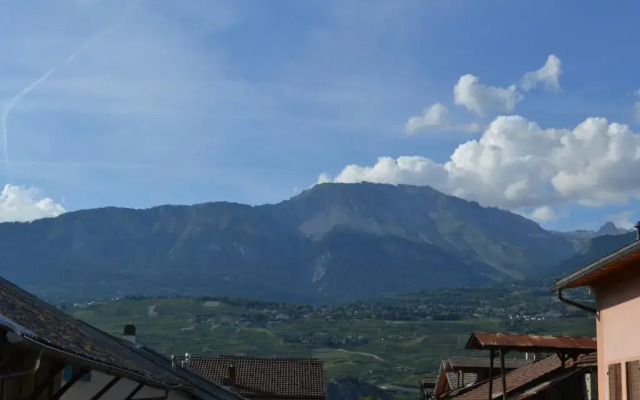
left=1, top=0, right=640, bottom=231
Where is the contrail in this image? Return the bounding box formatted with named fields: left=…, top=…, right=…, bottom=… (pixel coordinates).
left=1, top=2, right=139, bottom=177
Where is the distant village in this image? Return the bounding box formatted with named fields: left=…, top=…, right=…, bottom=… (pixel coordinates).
left=69, top=283, right=587, bottom=330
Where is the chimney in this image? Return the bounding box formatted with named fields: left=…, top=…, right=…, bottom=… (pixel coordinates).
left=183, top=353, right=191, bottom=368
left=223, top=365, right=236, bottom=386
left=635, top=221, right=640, bottom=241
left=123, top=324, right=136, bottom=344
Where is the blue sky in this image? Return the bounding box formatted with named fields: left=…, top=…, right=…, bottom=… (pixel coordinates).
left=1, top=0, right=639, bottom=231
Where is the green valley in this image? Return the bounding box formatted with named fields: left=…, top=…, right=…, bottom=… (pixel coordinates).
left=68, top=284, right=596, bottom=399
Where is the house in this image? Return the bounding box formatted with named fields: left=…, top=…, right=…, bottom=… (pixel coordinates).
left=0, top=277, right=247, bottom=400
left=421, top=377, right=437, bottom=400
left=175, top=355, right=326, bottom=400
left=432, top=357, right=532, bottom=399
left=432, top=332, right=597, bottom=400
left=552, top=224, right=640, bottom=400
left=442, top=353, right=594, bottom=400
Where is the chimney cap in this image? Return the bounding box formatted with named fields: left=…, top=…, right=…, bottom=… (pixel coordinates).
left=123, top=324, right=136, bottom=336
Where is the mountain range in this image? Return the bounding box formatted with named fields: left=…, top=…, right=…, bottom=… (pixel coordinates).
left=0, top=183, right=632, bottom=303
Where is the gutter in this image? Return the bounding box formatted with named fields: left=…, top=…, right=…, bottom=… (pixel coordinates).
left=0, top=318, right=183, bottom=393
left=21, top=335, right=184, bottom=391
left=557, top=289, right=596, bottom=315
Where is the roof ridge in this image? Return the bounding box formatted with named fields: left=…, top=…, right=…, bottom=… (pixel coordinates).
left=471, top=331, right=597, bottom=340
left=181, top=354, right=323, bottom=363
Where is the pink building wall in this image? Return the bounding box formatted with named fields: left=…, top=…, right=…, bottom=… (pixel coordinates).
left=595, top=273, right=640, bottom=400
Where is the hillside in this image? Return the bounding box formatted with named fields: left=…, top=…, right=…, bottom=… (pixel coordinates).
left=0, top=183, right=582, bottom=303
left=542, top=231, right=637, bottom=286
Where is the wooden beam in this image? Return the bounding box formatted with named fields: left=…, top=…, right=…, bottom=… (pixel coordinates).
left=488, top=351, right=495, bottom=398
left=90, top=376, right=121, bottom=400
left=124, top=382, right=144, bottom=400
left=28, top=364, right=64, bottom=400
left=500, top=349, right=506, bottom=400
left=557, top=352, right=567, bottom=369
left=52, top=368, right=88, bottom=399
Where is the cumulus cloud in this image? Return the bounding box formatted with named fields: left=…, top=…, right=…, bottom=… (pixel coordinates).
left=0, top=184, right=65, bottom=223
left=319, top=115, right=640, bottom=213
left=406, top=103, right=483, bottom=134
left=450, top=55, right=562, bottom=118
left=453, top=74, right=521, bottom=116
left=520, top=55, right=562, bottom=92
left=527, top=206, right=558, bottom=222
left=407, top=55, right=562, bottom=133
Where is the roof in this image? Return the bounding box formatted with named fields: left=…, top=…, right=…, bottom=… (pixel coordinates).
left=465, top=332, right=596, bottom=354
left=0, top=277, right=245, bottom=400
left=445, top=355, right=562, bottom=400
left=446, top=372, right=478, bottom=391
left=570, top=352, right=597, bottom=368
left=176, top=355, right=326, bottom=399
left=130, top=345, right=248, bottom=400
left=434, top=357, right=531, bottom=397
left=507, top=367, right=585, bottom=400
left=447, top=357, right=532, bottom=370
left=552, top=238, right=640, bottom=290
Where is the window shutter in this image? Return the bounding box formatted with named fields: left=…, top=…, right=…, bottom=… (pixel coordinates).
left=627, top=360, right=640, bottom=400
left=609, top=363, right=622, bottom=400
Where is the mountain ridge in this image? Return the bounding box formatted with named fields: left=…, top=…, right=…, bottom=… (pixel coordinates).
left=0, top=182, right=616, bottom=303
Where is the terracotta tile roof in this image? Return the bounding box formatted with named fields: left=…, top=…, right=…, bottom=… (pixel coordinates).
left=446, top=354, right=562, bottom=400
left=446, top=372, right=478, bottom=391
left=466, top=332, right=596, bottom=353
left=571, top=352, right=597, bottom=368
left=0, top=277, right=245, bottom=400
left=176, top=355, right=326, bottom=399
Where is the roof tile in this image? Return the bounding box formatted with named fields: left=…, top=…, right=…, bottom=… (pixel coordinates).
left=177, top=355, right=326, bottom=398
left=447, top=355, right=562, bottom=400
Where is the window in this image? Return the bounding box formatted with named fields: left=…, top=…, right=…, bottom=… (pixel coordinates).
left=609, top=363, right=622, bottom=400
left=627, top=360, right=640, bottom=400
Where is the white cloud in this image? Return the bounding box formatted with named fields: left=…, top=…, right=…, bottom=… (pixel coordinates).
left=0, top=184, right=65, bottom=223
left=634, top=102, right=640, bottom=122
left=319, top=115, right=640, bottom=213
left=453, top=74, right=521, bottom=116
left=448, top=55, right=561, bottom=118
left=520, top=55, right=562, bottom=92
left=406, top=103, right=483, bottom=134
left=527, top=206, right=558, bottom=222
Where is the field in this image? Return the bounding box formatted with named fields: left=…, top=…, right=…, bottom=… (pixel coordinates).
left=69, top=292, right=596, bottom=399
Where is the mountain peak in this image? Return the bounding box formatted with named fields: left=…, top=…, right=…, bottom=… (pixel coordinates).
left=597, top=221, right=627, bottom=236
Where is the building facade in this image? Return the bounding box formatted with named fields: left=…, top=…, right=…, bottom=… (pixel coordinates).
left=553, top=229, right=640, bottom=400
